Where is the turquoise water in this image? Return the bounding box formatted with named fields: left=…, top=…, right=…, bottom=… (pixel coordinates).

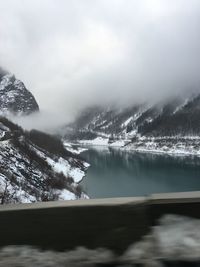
left=81, top=147, right=200, bottom=198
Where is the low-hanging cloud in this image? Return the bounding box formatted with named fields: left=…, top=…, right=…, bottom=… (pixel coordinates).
left=1, top=0, right=200, bottom=130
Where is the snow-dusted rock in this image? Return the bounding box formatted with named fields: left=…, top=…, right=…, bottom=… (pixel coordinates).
left=0, top=117, right=89, bottom=203
left=0, top=67, right=39, bottom=115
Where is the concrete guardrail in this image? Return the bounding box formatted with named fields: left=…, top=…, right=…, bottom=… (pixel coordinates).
left=0, top=191, right=200, bottom=253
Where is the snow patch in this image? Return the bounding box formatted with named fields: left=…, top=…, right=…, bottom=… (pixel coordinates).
left=57, top=189, right=76, bottom=200
left=122, top=116, right=133, bottom=127
left=79, top=137, right=109, bottom=146
left=63, top=142, right=88, bottom=154
left=123, top=214, right=200, bottom=264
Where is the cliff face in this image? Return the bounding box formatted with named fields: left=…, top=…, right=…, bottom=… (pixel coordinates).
left=0, top=67, right=39, bottom=115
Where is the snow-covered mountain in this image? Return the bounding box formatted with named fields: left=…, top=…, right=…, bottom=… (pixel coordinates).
left=0, top=67, right=90, bottom=204
left=64, top=94, right=200, bottom=155
left=0, top=67, right=39, bottom=115
left=0, top=117, right=89, bottom=204
left=64, top=97, right=188, bottom=139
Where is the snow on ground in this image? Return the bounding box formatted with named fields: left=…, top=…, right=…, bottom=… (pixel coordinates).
left=124, top=137, right=200, bottom=157
left=124, top=146, right=200, bottom=157
left=0, top=129, right=5, bottom=139
left=78, top=135, right=200, bottom=157
left=79, top=137, right=129, bottom=147
left=0, top=142, right=39, bottom=203
left=0, top=246, right=114, bottom=267
left=83, top=161, right=90, bottom=168
left=0, top=171, right=37, bottom=204
left=79, top=137, right=110, bottom=146
left=27, top=144, right=90, bottom=200
left=68, top=166, right=86, bottom=183
left=57, top=189, right=76, bottom=201
left=109, top=140, right=126, bottom=147
left=100, top=121, right=113, bottom=130
left=63, top=142, right=88, bottom=154
left=46, top=157, right=70, bottom=177
left=122, top=116, right=133, bottom=127
left=122, top=214, right=200, bottom=265
left=34, top=148, right=86, bottom=183
left=1, top=215, right=200, bottom=266
left=173, top=98, right=189, bottom=114
left=47, top=156, right=86, bottom=183
left=125, top=129, right=137, bottom=138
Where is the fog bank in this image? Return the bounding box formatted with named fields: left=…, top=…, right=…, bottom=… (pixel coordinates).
left=1, top=0, right=200, bottom=129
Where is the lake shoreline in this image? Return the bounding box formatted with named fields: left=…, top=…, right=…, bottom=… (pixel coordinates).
left=80, top=147, right=200, bottom=199
left=76, top=137, right=200, bottom=158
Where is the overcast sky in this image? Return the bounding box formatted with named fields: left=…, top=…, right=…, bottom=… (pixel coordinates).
left=1, top=0, right=200, bottom=128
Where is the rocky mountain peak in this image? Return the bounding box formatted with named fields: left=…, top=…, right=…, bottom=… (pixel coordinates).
left=0, top=67, right=39, bottom=115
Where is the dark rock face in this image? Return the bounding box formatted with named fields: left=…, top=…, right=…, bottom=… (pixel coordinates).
left=0, top=67, right=39, bottom=114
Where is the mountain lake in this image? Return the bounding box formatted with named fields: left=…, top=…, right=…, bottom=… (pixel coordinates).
left=81, top=146, right=200, bottom=198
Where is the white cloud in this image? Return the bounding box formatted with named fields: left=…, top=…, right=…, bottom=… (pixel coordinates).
left=1, top=0, right=200, bottom=129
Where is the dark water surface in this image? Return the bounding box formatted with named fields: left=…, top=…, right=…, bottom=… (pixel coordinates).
left=81, top=147, right=200, bottom=198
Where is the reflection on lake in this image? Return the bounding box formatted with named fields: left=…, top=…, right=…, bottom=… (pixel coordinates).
left=81, top=147, right=200, bottom=198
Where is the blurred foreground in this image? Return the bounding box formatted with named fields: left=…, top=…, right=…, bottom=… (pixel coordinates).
left=1, top=214, right=200, bottom=267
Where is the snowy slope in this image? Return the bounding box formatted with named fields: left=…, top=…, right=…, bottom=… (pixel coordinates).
left=0, top=117, right=89, bottom=204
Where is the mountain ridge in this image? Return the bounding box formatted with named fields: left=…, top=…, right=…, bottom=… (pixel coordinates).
left=63, top=93, right=200, bottom=155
